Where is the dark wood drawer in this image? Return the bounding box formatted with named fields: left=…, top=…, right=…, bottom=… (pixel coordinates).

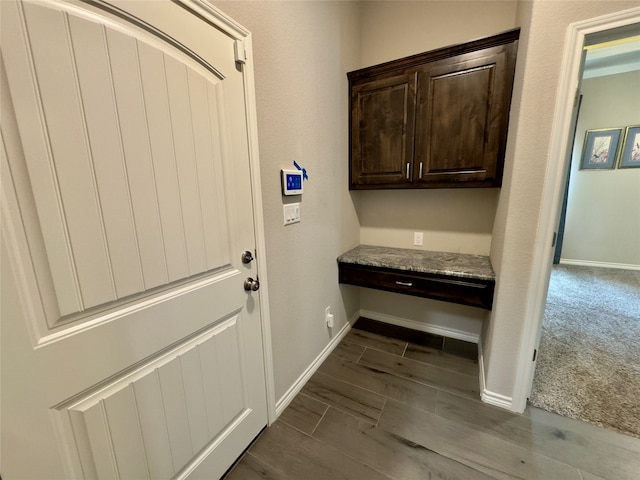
left=338, top=262, right=494, bottom=310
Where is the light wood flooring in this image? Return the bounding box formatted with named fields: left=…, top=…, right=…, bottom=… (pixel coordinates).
left=224, top=323, right=640, bottom=480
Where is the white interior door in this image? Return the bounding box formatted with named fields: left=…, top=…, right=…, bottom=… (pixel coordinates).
left=1, top=1, right=267, bottom=478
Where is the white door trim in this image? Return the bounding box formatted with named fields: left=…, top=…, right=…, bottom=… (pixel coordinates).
left=512, top=6, right=640, bottom=412
left=183, top=0, right=276, bottom=423
left=236, top=22, right=277, bottom=426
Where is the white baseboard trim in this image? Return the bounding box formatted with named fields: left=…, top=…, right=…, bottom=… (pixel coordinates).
left=481, top=389, right=514, bottom=410
left=559, top=259, right=640, bottom=271
left=359, top=309, right=480, bottom=344
left=478, top=339, right=487, bottom=395
left=477, top=340, right=514, bottom=411
left=274, top=313, right=357, bottom=418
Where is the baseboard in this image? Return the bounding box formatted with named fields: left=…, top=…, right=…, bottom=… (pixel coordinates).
left=477, top=340, right=515, bottom=411
left=481, top=389, right=514, bottom=410
left=559, top=259, right=640, bottom=271
left=478, top=339, right=487, bottom=395
left=274, top=312, right=357, bottom=417
left=359, top=309, right=479, bottom=344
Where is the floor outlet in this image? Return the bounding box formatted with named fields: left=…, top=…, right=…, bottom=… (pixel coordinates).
left=413, top=232, right=424, bottom=246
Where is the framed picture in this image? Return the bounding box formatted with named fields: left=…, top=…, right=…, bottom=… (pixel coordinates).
left=618, top=125, right=640, bottom=168
left=579, top=128, right=622, bottom=170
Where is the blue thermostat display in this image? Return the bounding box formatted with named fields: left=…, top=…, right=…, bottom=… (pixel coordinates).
left=286, top=173, right=302, bottom=190
left=281, top=169, right=303, bottom=195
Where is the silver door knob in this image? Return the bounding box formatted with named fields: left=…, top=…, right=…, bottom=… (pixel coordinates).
left=241, top=250, right=254, bottom=264
left=244, top=277, right=260, bottom=292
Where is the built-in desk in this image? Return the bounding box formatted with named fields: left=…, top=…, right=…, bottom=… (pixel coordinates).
left=338, top=245, right=496, bottom=310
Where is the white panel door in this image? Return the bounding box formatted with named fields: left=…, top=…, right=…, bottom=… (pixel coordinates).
left=0, top=1, right=268, bottom=478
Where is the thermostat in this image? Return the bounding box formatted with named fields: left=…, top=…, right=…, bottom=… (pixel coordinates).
left=281, top=169, right=303, bottom=195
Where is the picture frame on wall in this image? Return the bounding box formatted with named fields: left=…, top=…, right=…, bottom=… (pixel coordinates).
left=580, top=128, right=622, bottom=170
left=618, top=125, right=640, bottom=169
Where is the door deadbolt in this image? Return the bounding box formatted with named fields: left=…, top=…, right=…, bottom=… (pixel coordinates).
left=241, top=250, right=254, bottom=264
left=244, top=277, right=260, bottom=292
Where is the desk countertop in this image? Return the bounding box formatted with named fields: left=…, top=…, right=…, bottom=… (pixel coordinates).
left=337, top=245, right=495, bottom=281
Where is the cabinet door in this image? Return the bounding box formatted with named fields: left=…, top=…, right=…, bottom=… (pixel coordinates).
left=415, top=44, right=515, bottom=187
left=350, top=73, right=417, bottom=188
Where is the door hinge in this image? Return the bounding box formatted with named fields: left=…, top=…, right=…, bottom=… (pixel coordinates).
left=234, top=39, right=246, bottom=64
left=552, top=232, right=557, bottom=248
left=532, top=349, right=537, bottom=362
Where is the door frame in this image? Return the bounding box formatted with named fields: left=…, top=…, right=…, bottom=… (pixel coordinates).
left=553, top=94, right=582, bottom=265
left=187, top=0, right=277, bottom=423
left=512, top=6, right=640, bottom=412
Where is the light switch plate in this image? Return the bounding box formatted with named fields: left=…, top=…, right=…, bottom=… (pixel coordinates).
left=283, top=203, right=300, bottom=225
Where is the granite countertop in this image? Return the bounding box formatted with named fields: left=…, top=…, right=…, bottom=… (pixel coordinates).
left=337, top=245, right=495, bottom=281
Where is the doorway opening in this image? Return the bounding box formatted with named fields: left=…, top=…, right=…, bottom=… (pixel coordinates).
left=513, top=7, right=640, bottom=417
left=526, top=23, right=640, bottom=437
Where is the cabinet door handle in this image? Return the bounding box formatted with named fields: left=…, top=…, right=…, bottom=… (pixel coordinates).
left=395, top=280, right=413, bottom=287
left=419, top=162, right=423, bottom=179
left=406, top=162, right=410, bottom=179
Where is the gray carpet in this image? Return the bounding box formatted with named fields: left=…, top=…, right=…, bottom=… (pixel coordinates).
left=529, top=264, right=640, bottom=438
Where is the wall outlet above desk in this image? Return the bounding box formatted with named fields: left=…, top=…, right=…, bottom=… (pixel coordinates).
left=413, top=232, right=424, bottom=246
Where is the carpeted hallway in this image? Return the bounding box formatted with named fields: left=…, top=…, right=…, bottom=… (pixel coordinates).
left=529, top=264, right=640, bottom=438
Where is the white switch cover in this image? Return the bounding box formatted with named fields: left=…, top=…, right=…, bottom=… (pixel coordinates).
left=413, top=232, right=424, bottom=246
left=283, top=203, right=301, bottom=225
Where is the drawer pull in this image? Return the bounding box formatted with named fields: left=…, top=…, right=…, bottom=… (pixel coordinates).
left=395, top=280, right=413, bottom=287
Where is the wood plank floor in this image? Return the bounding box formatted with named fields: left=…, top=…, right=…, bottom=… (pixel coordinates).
left=224, top=325, right=640, bottom=480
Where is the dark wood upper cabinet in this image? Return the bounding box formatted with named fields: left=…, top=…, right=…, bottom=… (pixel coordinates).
left=348, top=29, right=519, bottom=190
left=351, top=73, right=416, bottom=186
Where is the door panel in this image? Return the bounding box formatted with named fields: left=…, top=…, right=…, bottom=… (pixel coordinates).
left=1, top=1, right=267, bottom=478
left=4, top=0, right=234, bottom=324
left=415, top=45, right=511, bottom=185
left=428, top=65, right=494, bottom=171
left=350, top=73, right=417, bottom=186
left=62, top=317, right=248, bottom=478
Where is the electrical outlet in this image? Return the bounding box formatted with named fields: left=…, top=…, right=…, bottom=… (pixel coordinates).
left=413, top=232, right=424, bottom=246
left=325, top=306, right=334, bottom=328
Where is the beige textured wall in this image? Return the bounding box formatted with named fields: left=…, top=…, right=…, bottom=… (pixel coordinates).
left=357, top=189, right=498, bottom=255
left=356, top=1, right=517, bottom=338
left=212, top=1, right=362, bottom=402
left=360, top=289, right=486, bottom=340
left=562, top=71, right=640, bottom=266
left=360, top=1, right=519, bottom=66
left=211, top=0, right=639, bottom=411
left=486, top=0, right=640, bottom=400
